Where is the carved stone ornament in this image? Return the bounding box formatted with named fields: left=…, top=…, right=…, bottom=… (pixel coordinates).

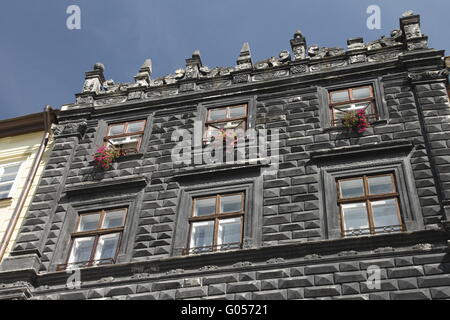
left=408, top=69, right=449, bottom=82
left=52, top=121, right=87, bottom=138
left=233, top=73, right=249, bottom=83
left=82, top=78, right=101, bottom=94
left=367, top=29, right=403, bottom=50
left=232, top=261, right=253, bottom=268
left=252, top=69, right=289, bottom=82
left=199, top=265, right=219, bottom=271
left=290, top=64, right=308, bottom=74
left=76, top=95, right=94, bottom=105
left=349, top=54, right=366, bottom=64
left=94, top=96, right=127, bottom=106
left=308, top=45, right=345, bottom=59
left=266, top=257, right=285, bottom=264
left=404, top=24, right=422, bottom=39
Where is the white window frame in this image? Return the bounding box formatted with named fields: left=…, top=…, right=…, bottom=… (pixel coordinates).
left=0, top=161, right=23, bottom=200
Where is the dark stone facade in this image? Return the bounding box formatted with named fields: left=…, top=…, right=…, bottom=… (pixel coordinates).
left=0, top=12, right=449, bottom=300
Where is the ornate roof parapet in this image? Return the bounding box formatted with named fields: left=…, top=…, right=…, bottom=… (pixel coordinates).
left=400, top=10, right=428, bottom=51
left=347, top=37, right=367, bottom=64
left=290, top=30, right=307, bottom=60
left=366, top=29, right=404, bottom=51
left=236, top=42, right=252, bottom=70
left=82, top=62, right=105, bottom=94
left=66, top=11, right=439, bottom=110
left=184, top=50, right=203, bottom=80
left=134, top=59, right=152, bottom=87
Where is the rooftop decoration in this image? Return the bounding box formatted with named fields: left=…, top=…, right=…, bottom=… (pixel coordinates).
left=74, top=11, right=430, bottom=107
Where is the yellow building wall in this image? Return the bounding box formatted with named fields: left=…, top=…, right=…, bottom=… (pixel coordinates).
left=0, top=131, right=53, bottom=261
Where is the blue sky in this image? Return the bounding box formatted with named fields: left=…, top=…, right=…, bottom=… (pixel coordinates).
left=0, top=0, right=449, bottom=119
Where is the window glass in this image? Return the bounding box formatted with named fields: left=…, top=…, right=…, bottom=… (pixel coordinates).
left=217, top=218, right=241, bottom=247
left=0, top=163, right=21, bottom=199
left=103, top=210, right=126, bottom=229
left=371, top=199, right=401, bottom=230
left=0, top=164, right=20, bottom=183
left=208, top=109, right=227, bottom=121
left=339, top=178, right=365, bottom=199
left=330, top=90, right=349, bottom=103
left=68, top=237, right=95, bottom=264
left=0, top=184, right=12, bottom=199
left=352, top=87, right=371, bottom=100
left=368, top=175, right=395, bottom=195
left=93, top=233, right=120, bottom=263
left=194, top=197, right=216, bottom=216
left=190, top=221, right=214, bottom=250
left=78, top=214, right=100, bottom=232
left=220, top=194, right=242, bottom=213
left=127, top=121, right=145, bottom=133
left=341, top=202, right=369, bottom=234
left=108, top=124, right=125, bottom=136
left=229, top=106, right=246, bottom=118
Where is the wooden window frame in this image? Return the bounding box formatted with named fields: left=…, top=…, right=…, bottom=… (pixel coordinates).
left=184, top=192, right=245, bottom=254
left=204, top=104, right=248, bottom=144
left=104, top=119, right=146, bottom=154
left=57, top=208, right=128, bottom=270
left=337, top=173, right=405, bottom=237
left=328, top=85, right=378, bottom=126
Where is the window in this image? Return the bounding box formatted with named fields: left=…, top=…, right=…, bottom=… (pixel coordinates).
left=104, top=120, right=146, bottom=154
left=59, top=208, right=127, bottom=270
left=204, top=104, right=247, bottom=143
left=184, top=192, right=245, bottom=254
left=337, top=174, right=405, bottom=237
left=0, top=162, right=21, bottom=200
left=329, top=85, right=377, bottom=126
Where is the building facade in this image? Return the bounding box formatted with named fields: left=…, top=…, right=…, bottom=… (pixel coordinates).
left=0, top=11, right=449, bottom=300
left=0, top=109, right=56, bottom=265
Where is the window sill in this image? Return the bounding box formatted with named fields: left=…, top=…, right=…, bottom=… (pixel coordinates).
left=310, top=139, right=413, bottom=161
left=322, top=119, right=388, bottom=133
left=173, top=161, right=270, bottom=181
left=114, top=152, right=144, bottom=162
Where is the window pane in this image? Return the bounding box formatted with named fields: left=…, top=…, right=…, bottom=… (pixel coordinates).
left=194, top=197, right=216, bottom=216
left=126, top=121, right=145, bottom=133
left=218, top=218, right=241, bottom=247
left=341, top=202, right=370, bottom=235
left=0, top=183, right=13, bottom=199
left=368, top=175, right=395, bottom=195
left=78, top=214, right=100, bottom=232
left=189, top=221, right=214, bottom=251
left=220, top=194, right=243, bottom=213
left=0, top=164, right=20, bottom=183
left=68, top=237, right=95, bottom=264
left=339, top=178, right=364, bottom=199
left=208, top=109, right=227, bottom=121
left=103, top=209, right=126, bottom=229
left=330, top=90, right=349, bottom=103
left=93, top=233, right=120, bottom=263
left=371, top=199, right=401, bottom=231
left=229, top=106, right=246, bottom=118
left=352, top=87, right=371, bottom=100
left=108, top=124, right=125, bottom=136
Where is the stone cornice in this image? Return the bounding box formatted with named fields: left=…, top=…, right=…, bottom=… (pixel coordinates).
left=0, top=229, right=448, bottom=292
